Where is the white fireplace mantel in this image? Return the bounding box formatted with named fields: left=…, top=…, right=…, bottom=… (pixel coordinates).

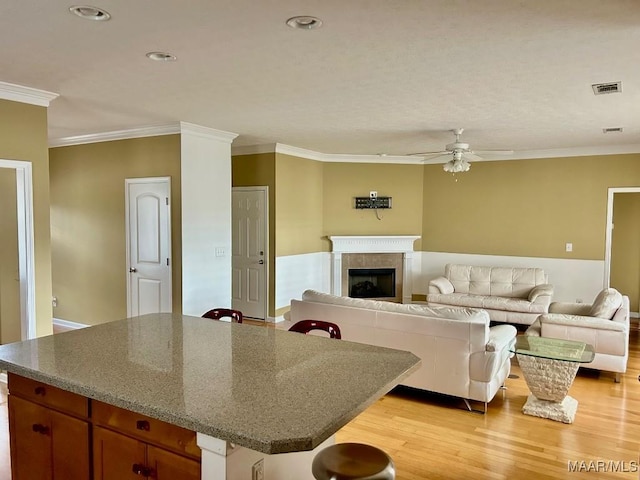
left=329, top=235, right=420, bottom=253
left=329, top=235, right=420, bottom=303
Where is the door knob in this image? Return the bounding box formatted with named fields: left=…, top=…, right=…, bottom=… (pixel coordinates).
left=258, top=260, right=264, bottom=264
left=129, top=267, right=137, bottom=273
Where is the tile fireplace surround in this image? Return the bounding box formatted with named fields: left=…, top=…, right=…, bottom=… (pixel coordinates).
left=329, top=235, right=420, bottom=304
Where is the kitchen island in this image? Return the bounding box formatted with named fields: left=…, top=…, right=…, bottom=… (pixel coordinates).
left=0, top=313, right=420, bottom=479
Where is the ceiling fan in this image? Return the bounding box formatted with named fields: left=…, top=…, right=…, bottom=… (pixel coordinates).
left=411, top=128, right=513, bottom=173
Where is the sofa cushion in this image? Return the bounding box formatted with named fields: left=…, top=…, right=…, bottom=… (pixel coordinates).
left=301, top=290, right=485, bottom=321
left=427, top=292, right=549, bottom=314
left=589, top=288, right=623, bottom=319
left=445, top=264, right=548, bottom=299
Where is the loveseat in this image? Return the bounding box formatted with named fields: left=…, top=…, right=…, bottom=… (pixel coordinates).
left=526, top=288, right=630, bottom=382
left=427, top=264, right=554, bottom=325
left=289, top=289, right=517, bottom=411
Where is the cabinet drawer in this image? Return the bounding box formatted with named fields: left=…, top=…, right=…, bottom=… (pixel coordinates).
left=8, top=373, right=88, bottom=418
left=92, top=401, right=200, bottom=460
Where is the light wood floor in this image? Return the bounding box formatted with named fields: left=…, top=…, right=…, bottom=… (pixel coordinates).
left=1, top=325, right=638, bottom=479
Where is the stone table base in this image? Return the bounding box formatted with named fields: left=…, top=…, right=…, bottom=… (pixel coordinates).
left=522, top=394, right=578, bottom=424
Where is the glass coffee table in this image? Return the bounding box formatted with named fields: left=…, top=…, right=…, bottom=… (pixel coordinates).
left=511, top=336, right=595, bottom=424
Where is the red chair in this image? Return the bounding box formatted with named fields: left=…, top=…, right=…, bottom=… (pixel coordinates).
left=288, top=320, right=341, bottom=339
left=202, top=308, right=243, bottom=323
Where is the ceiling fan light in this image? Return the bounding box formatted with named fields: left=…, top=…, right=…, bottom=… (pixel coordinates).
left=443, top=159, right=470, bottom=173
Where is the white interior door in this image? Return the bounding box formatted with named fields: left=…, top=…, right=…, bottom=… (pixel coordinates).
left=126, top=178, right=172, bottom=317
left=232, top=187, right=267, bottom=320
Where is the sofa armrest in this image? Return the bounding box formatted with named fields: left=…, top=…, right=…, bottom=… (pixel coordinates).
left=486, top=324, right=517, bottom=352
left=428, top=276, right=454, bottom=294
left=528, top=283, right=554, bottom=302
left=539, top=313, right=627, bottom=332
left=549, top=302, right=592, bottom=315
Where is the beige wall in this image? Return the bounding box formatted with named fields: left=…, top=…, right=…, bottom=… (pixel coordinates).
left=422, top=154, right=640, bottom=260
left=0, top=99, right=52, bottom=337
left=322, top=162, right=424, bottom=251
left=232, top=153, right=276, bottom=316
left=610, top=192, right=640, bottom=311
left=49, top=135, right=182, bottom=325
left=275, top=154, right=324, bottom=256
left=0, top=168, right=21, bottom=343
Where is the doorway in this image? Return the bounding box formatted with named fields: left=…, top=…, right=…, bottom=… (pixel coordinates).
left=125, top=177, right=173, bottom=317
left=231, top=187, right=268, bottom=321
left=605, top=187, right=640, bottom=315
left=0, top=160, right=35, bottom=341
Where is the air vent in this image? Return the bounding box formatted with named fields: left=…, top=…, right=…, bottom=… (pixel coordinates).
left=603, top=127, right=623, bottom=133
left=592, top=82, right=622, bottom=95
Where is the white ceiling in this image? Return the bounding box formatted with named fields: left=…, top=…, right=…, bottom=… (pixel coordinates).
left=2, top=0, right=640, bottom=157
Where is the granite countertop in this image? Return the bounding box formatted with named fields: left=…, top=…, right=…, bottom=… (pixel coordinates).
left=0, top=313, right=420, bottom=454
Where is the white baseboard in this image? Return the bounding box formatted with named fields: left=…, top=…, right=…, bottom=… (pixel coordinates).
left=53, top=318, right=90, bottom=331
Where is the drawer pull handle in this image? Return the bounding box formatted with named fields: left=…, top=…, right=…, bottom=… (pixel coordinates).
left=32, top=423, right=49, bottom=435
left=132, top=463, right=152, bottom=477
left=34, top=386, right=46, bottom=396
left=136, top=420, right=150, bottom=431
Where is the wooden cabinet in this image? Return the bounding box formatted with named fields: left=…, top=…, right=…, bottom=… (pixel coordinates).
left=7, top=374, right=201, bottom=480
left=8, top=375, right=90, bottom=480
left=93, top=401, right=200, bottom=480
left=93, top=426, right=200, bottom=480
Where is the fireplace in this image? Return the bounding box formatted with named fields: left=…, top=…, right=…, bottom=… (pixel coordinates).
left=329, top=235, right=420, bottom=304
left=348, top=268, right=396, bottom=299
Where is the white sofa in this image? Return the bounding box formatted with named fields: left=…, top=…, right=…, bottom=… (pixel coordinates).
left=427, top=264, right=554, bottom=325
left=526, top=288, right=630, bottom=382
left=289, top=289, right=517, bottom=411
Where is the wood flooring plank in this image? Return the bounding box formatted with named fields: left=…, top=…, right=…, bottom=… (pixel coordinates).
left=337, top=328, right=640, bottom=480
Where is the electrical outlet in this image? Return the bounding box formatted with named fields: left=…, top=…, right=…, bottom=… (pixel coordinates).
left=565, top=242, right=573, bottom=252
left=252, top=458, right=264, bottom=480
left=52, top=296, right=58, bottom=307
left=369, top=191, right=377, bottom=198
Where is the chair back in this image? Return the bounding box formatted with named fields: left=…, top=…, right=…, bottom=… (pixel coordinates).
left=202, top=308, right=243, bottom=323
left=288, top=320, right=341, bottom=339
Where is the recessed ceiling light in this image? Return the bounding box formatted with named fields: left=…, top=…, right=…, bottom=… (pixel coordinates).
left=286, top=16, right=323, bottom=30
left=146, top=52, right=177, bottom=62
left=69, top=5, right=111, bottom=21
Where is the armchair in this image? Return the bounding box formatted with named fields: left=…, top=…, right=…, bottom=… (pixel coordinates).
left=526, top=288, right=630, bottom=382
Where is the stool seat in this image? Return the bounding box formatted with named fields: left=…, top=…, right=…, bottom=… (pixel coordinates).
left=312, top=443, right=395, bottom=480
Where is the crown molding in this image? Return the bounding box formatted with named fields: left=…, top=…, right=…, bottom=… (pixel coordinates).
left=232, top=142, right=423, bottom=164
left=179, top=122, right=238, bottom=143
left=231, top=144, right=278, bottom=156
left=49, top=123, right=181, bottom=147
left=0, top=81, right=59, bottom=107
left=474, top=143, right=640, bottom=162
left=50, top=122, right=239, bottom=148
left=232, top=142, right=640, bottom=164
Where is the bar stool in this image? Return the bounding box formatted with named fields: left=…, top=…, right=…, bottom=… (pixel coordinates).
left=201, top=308, right=243, bottom=323
left=288, top=320, right=341, bottom=339
left=312, top=442, right=395, bottom=480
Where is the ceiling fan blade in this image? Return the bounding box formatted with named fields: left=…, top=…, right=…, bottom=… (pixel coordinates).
left=420, top=154, right=451, bottom=163
left=462, top=152, right=483, bottom=162
left=407, top=150, right=449, bottom=157
left=473, top=149, right=514, bottom=155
